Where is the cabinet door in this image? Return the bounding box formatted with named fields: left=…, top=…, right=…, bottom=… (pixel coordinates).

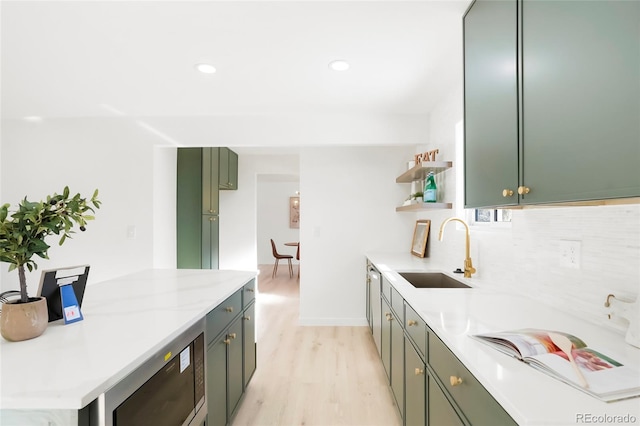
left=227, top=149, right=238, bottom=190
left=206, top=337, right=228, bottom=426
left=227, top=318, right=244, bottom=419
left=243, top=303, right=257, bottom=388
left=369, top=268, right=382, bottom=356
left=390, top=313, right=404, bottom=420
left=405, top=336, right=425, bottom=426
left=522, top=0, right=640, bottom=203
left=201, top=215, right=219, bottom=269
left=177, top=148, right=204, bottom=269
left=428, top=375, right=464, bottom=426
left=463, top=0, right=519, bottom=208
left=202, top=148, right=220, bottom=215
left=381, top=297, right=392, bottom=382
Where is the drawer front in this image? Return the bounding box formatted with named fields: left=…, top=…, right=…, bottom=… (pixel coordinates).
left=243, top=278, right=256, bottom=308
left=429, top=332, right=517, bottom=426
left=206, top=289, right=242, bottom=343
left=404, top=302, right=426, bottom=360
left=390, top=286, right=404, bottom=323
left=381, top=276, right=392, bottom=303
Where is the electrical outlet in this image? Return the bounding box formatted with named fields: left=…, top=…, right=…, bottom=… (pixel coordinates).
left=559, top=240, right=581, bottom=269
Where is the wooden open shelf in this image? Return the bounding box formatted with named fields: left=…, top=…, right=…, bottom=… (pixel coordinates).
left=395, top=202, right=452, bottom=212
left=395, top=161, right=453, bottom=183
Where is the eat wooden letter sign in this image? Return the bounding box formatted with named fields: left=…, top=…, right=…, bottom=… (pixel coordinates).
left=415, top=149, right=439, bottom=164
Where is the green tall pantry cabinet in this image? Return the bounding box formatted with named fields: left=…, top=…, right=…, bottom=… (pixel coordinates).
left=464, top=0, right=640, bottom=208
left=177, top=147, right=239, bottom=269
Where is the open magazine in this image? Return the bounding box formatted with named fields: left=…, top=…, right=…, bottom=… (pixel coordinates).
left=471, top=329, right=640, bottom=402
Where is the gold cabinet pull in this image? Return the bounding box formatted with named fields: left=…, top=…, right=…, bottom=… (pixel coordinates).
left=209, top=216, right=217, bottom=221
left=224, top=339, right=231, bottom=345
left=243, top=316, right=251, bottom=321
left=246, top=288, right=255, bottom=292
left=450, top=376, right=463, bottom=386
left=415, top=368, right=424, bottom=375
left=502, top=189, right=514, bottom=197
left=229, top=333, right=237, bottom=339
left=407, top=320, right=418, bottom=327
left=225, top=307, right=234, bottom=313
left=517, top=186, right=530, bottom=195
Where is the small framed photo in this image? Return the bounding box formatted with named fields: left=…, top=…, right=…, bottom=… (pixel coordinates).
left=289, top=197, right=300, bottom=228
left=411, top=220, right=430, bottom=258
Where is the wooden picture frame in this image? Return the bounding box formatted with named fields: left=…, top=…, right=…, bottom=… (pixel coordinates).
left=411, top=219, right=430, bottom=258
left=289, top=196, right=300, bottom=228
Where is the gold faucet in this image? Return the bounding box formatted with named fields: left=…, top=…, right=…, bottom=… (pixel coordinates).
left=438, top=217, right=476, bottom=278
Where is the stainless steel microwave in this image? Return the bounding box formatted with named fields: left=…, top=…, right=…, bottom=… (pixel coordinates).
left=89, top=319, right=206, bottom=426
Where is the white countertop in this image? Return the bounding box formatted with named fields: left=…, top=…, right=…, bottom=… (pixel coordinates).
left=0, top=268, right=257, bottom=410
left=366, top=252, right=640, bottom=426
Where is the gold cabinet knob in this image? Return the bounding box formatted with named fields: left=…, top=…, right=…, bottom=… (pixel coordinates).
left=229, top=333, right=237, bottom=339
left=243, top=316, right=251, bottom=321
left=225, top=307, right=234, bottom=313
left=415, top=368, right=424, bottom=375
left=450, top=376, right=463, bottom=386
left=246, top=288, right=255, bottom=293
left=209, top=216, right=217, bottom=221
left=517, top=186, right=530, bottom=195
left=502, top=189, right=514, bottom=197
left=224, top=339, right=231, bottom=345
left=407, top=320, right=418, bottom=327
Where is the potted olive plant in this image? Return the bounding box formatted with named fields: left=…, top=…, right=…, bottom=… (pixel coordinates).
left=0, top=187, right=100, bottom=341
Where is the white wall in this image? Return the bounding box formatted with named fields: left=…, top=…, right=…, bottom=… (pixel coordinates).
left=256, top=180, right=300, bottom=265
left=416, top=85, right=640, bottom=333
left=0, top=118, right=173, bottom=291
left=298, top=146, right=416, bottom=325
left=218, top=154, right=300, bottom=271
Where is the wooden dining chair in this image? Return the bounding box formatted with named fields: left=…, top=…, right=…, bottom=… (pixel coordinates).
left=270, top=239, right=293, bottom=278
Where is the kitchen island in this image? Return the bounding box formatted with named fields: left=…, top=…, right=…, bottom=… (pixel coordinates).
left=366, top=252, right=640, bottom=426
left=0, top=268, right=257, bottom=425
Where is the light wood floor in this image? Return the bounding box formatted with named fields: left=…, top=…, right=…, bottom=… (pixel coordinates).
left=231, top=265, right=402, bottom=426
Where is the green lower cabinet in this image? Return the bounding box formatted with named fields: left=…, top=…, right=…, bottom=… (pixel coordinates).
left=390, top=313, right=404, bottom=420
left=404, top=336, right=425, bottom=426
left=428, top=375, right=464, bottom=426
left=243, top=303, right=257, bottom=388
left=227, top=318, right=244, bottom=418
left=381, top=297, right=392, bottom=382
left=206, top=334, right=227, bottom=426
left=206, top=316, right=244, bottom=426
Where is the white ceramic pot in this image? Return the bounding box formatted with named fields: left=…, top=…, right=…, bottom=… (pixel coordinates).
left=0, top=297, right=48, bottom=342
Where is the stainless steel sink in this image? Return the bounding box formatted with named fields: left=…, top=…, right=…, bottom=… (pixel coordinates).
left=398, top=272, right=471, bottom=289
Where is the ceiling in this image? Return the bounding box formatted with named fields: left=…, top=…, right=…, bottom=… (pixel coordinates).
left=1, top=0, right=470, bottom=148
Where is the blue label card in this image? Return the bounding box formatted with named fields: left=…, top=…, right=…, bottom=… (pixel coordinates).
left=60, top=284, right=84, bottom=324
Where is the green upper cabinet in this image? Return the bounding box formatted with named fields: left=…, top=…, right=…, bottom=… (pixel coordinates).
left=464, top=0, right=640, bottom=208
left=521, top=0, right=640, bottom=204
left=202, top=148, right=220, bottom=215
left=464, top=0, right=519, bottom=208
left=219, top=147, right=239, bottom=190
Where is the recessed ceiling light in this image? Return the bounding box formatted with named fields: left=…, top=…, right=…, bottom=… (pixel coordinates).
left=329, top=60, right=350, bottom=71
left=195, top=63, right=216, bottom=74
left=23, top=116, right=43, bottom=122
